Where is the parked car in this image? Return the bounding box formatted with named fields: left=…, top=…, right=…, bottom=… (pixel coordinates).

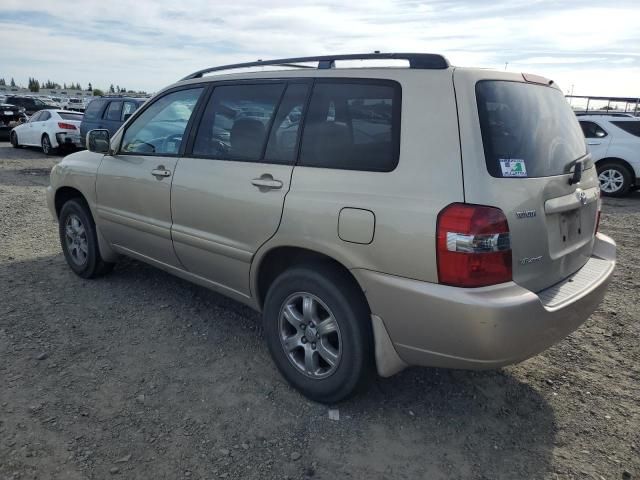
left=47, top=53, right=616, bottom=403
left=62, top=97, right=85, bottom=112
left=5, top=95, right=51, bottom=116
left=79, top=96, right=144, bottom=147
left=578, top=114, right=640, bottom=196
left=11, top=109, right=84, bottom=154
left=0, top=103, right=28, bottom=139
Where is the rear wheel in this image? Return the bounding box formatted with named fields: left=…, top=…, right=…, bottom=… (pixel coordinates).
left=41, top=134, right=57, bottom=156
left=10, top=131, right=21, bottom=148
left=597, top=161, right=632, bottom=197
left=263, top=263, right=373, bottom=403
left=59, top=199, right=114, bottom=278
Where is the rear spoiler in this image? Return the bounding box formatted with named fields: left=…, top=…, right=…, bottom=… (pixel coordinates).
left=522, top=72, right=555, bottom=87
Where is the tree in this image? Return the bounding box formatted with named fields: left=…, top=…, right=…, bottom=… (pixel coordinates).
left=10, top=78, right=16, bottom=87
left=87, top=82, right=93, bottom=92
left=109, top=84, right=115, bottom=93
left=93, top=88, right=104, bottom=97
left=28, top=77, right=40, bottom=92
left=0, top=78, right=5, bottom=86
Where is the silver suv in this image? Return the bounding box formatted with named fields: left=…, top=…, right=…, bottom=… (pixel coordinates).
left=47, top=53, right=616, bottom=403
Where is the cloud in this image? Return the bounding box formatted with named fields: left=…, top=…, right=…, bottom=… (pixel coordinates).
left=0, top=0, right=638, bottom=96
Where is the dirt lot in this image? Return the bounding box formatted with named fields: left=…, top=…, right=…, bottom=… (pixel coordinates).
left=0, top=142, right=638, bottom=480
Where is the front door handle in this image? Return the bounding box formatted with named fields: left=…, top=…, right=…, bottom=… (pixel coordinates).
left=251, top=174, right=283, bottom=190
left=587, top=141, right=602, bottom=146
left=151, top=166, right=171, bottom=178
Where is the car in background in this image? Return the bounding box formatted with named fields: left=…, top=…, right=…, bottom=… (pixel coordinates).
left=63, top=97, right=85, bottom=112
left=5, top=95, right=52, bottom=116
left=578, top=114, right=640, bottom=196
left=10, top=109, right=84, bottom=155
left=79, top=96, right=144, bottom=147
left=0, top=103, right=28, bottom=139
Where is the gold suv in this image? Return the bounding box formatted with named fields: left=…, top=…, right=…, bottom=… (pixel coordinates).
left=47, top=53, right=616, bottom=403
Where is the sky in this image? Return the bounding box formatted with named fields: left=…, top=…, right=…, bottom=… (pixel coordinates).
left=0, top=0, right=638, bottom=98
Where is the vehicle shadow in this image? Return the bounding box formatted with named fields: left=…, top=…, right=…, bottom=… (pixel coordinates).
left=1, top=253, right=555, bottom=479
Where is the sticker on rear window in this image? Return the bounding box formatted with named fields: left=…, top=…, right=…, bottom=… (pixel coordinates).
left=499, top=159, right=528, bottom=177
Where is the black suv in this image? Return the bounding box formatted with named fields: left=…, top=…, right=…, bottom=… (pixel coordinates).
left=5, top=96, right=51, bottom=116
left=80, top=96, right=145, bottom=147
left=0, top=103, right=28, bottom=139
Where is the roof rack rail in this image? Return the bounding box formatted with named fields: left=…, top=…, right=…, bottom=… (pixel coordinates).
left=181, top=52, right=450, bottom=81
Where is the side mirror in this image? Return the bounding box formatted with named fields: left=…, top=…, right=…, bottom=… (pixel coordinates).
left=87, top=129, right=111, bottom=153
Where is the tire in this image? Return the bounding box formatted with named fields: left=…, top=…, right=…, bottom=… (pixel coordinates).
left=10, top=131, right=22, bottom=148
left=41, top=133, right=57, bottom=156
left=58, top=199, right=114, bottom=278
left=597, top=161, right=632, bottom=197
left=263, top=263, right=373, bottom=403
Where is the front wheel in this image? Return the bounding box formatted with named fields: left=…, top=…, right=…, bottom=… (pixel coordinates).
left=263, top=264, right=373, bottom=403
left=597, top=161, right=632, bottom=197
left=10, top=131, right=22, bottom=148
left=42, top=134, right=57, bottom=156
left=59, top=199, right=114, bottom=278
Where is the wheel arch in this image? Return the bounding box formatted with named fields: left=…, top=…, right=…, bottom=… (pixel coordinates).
left=596, top=157, right=636, bottom=185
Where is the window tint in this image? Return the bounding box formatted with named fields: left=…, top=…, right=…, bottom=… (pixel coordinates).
left=192, top=83, right=284, bottom=161
left=299, top=81, right=400, bottom=172
left=121, top=88, right=203, bottom=155
left=105, top=101, right=123, bottom=121
left=84, top=99, right=105, bottom=120
left=121, top=101, right=137, bottom=121
left=476, top=81, right=587, bottom=178
left=264, top=83, right=309, bottom=164
left=579, top=121, right=607, bottom=138
left=611, top=121, right=640, bottom=137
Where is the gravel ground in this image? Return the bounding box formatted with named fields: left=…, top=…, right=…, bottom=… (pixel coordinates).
left=0, top=142, right=638, bottom=480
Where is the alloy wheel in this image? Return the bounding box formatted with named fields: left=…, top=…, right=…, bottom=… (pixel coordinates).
left=599, top=168, right=624, bottom=194
left=278, top=292, right=342, bottom=379
left=42, top=135, right=51, bottom=154
left=64, top=214, right=89, bottom=266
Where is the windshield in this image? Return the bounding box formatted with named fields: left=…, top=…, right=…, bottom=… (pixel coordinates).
left=476, top=80, right=587, bottom=178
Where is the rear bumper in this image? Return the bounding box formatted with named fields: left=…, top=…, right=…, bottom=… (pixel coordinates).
left=55, top=132, right=82, bottom=148
left=355, top=233, right=616, bottom=372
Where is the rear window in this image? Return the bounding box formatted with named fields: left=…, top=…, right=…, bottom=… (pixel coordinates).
left=84, top=100, right=105, bottom=120
left=476, top=81, right=587, bottom=178
left=59, top=112, right=83, bottom=121
left=611, top=121, right=640, bottom=137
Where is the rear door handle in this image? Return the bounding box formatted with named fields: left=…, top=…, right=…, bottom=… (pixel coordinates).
left=251, top=175, right=283, bottom=190
left=151, top=166, right=171, bottom=178
left=587, top=141, right=602, bottom=145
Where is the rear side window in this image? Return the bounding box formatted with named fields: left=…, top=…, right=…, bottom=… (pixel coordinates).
left=579, top=121, right=607, bottom=138
left=84, top=100, right=105, bottom=120
left=477, top=81, right=587, bottom=178
left=122, top=101, right=138, bottom=121
left=611, top=121, right=640, bottom=137
left=105, top=101, right=123, bottom=121
left=264, top=83, right=310, bottom=165
left=299, top=81, right=400, bottom=172
left=192, top=83, right=285, bottom=161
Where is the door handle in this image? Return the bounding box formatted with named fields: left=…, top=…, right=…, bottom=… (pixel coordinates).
left=151, top=166, right=171, bottom=178
left=251, top=174, right=283, bottom=190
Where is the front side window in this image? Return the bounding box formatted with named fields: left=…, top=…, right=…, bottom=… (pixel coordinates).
left=121, top=88, right=203, bottom=155
left=476, top=81, right=587, bottom=178
left=105, top=101, right=123, bottom=121
left=29, top=111, right=43, bottom=122
left=299, top=81, right=400, bottom=172
left=611, top=120, right=640, bottom=137
left=579, top=121, right=607, bottom=138
left=40, top=111, right=51, bottom=121
left=192, top=83, right=284, bottom=161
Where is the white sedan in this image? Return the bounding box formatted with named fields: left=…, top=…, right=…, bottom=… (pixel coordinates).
left=10, top=109, right=84, bottom=155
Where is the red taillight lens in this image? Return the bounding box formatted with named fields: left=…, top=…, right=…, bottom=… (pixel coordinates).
left=436, top=203, right=512, bottom=287
left=58, top=122, right=76, bottom=130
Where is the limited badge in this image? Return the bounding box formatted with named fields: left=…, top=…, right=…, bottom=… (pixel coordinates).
left=499, top=159, right=528, bottom=177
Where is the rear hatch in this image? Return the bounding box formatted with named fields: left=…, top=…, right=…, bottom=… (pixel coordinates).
left=453, top=69, right=599, bottom=292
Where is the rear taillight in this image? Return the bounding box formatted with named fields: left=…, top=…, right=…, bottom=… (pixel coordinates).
left=436, top=203, right=512, bottom=287
left=595, top=189, right=602, bottom=233
left=58, top=122, right=76, bottom=130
